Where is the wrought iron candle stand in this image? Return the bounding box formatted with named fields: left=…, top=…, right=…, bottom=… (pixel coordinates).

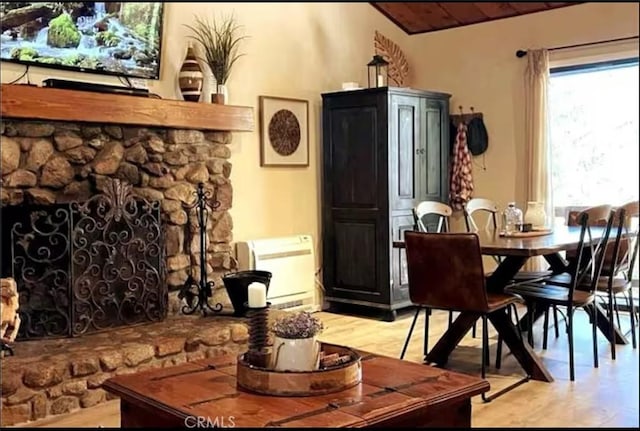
left=179, top=182, right=224, bottom=315
left=245, top=302, right=271, bottom=368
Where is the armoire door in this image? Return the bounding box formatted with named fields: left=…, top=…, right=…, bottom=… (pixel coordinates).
left=322, top=91, right=390, bottom=306
left=421, top=97, right=450, bottom=203
left=391, top=214, right=414, bottom=304
left=389, top=94, right=422, bottom=212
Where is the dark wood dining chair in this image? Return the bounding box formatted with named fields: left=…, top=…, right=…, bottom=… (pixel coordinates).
left=463, top=198, right=500, bottom=340
left=463, top=197, right=552, bottom=353
left=546, top=205, right=637, bottom=358
left=565, top=204, right=614, bottom=257
left=539, top=204, right=613, bottom=345
left=594, top=205, right=638, bottom=359
left=611, top=201, right=640, bottom=339
left=401, top=201, right=452, bottom=360
left=403, top=230, right=526, bottom=401
left=506, top=209, right=615, bottom=381
left=604, top=201, right=639, bottom=281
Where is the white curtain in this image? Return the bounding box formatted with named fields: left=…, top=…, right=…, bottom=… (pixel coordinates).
left=524, top=49, right=552, bottom=270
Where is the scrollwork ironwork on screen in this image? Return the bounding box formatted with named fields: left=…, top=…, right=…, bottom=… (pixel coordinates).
left=179, top=182, right=224, bottom=315
left=2, top=178, right=167, bottom=339
left=70, top=180, right=166, bottom=336
left=10, top=207, right=72, bottom=339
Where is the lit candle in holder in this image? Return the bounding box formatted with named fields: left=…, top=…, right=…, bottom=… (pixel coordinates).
left=246, top=282, right=269, bottom=368
left=248, top=282, right=267, bottom=308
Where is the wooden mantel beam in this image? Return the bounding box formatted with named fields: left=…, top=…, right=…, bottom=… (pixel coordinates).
left=0, top=84, right=254, bottom=132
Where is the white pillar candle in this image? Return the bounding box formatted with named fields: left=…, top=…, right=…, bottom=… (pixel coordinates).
left=377, top=74, right=384, bottom=87
left=247, top=282, right=267, bottom=308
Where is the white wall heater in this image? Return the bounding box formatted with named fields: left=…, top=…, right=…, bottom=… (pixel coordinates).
left=235, top=234, right=319, bottom=312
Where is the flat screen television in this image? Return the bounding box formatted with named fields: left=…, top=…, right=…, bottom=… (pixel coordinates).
left=0, top=2, right=164, bottom=80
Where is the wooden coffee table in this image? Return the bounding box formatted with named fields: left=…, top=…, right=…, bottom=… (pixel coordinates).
left=103, top=347, right=489, bottom=428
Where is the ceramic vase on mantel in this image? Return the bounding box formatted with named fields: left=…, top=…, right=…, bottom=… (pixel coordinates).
left=524, top=201, right=547, bottom=230
left=271, top=336, right=320, bottom=372
left=178, top=43, right=204, bottom=102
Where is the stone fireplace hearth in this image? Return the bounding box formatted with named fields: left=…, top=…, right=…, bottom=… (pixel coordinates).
left=0, top=308, right=292, bottom=427
left=0, top=315, right=250, bottom=426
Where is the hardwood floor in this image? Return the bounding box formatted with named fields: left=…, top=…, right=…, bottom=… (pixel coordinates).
left=22, top=308, right=639, bottom=428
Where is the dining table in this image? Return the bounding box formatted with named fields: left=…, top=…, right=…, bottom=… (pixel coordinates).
left=392, top=224, right=631, bottom=383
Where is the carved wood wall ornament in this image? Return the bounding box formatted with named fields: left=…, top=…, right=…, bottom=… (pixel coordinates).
left=374, top=31, right=409, bottom=87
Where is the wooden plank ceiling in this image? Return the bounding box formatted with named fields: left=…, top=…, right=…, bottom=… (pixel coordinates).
left=371, top=2, right=581, bottom=35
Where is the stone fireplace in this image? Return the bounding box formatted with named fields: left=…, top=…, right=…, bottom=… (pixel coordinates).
left=0, top=84, right=256, bottom=426
left=1, top=119, right=235, bottom=323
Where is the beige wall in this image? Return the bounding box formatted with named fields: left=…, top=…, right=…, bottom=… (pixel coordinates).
left=1, top=2, right=409, bottom=259
left=404, top=2, right=639, bottom=229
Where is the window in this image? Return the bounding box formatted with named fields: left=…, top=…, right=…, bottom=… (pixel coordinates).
left=548, top=58, right=639, bottom=223
left=548, top=58, right=639, bottom=283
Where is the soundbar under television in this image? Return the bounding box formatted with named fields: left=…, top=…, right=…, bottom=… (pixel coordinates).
left=43, top=78, right=150, bottom=97
left=0, top=2, right=164, bottom=80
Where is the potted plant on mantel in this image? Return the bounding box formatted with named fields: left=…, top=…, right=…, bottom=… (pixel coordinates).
left=270, top=311, right=323, bottom=372
left=184, top=14, right=248, bottom=105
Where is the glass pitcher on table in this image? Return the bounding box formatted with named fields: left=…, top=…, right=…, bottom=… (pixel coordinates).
left=502, top=202, right=523, bottom=234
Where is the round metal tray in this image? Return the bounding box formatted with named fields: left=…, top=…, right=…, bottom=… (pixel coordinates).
left=236, top=343, right=362, bottom=397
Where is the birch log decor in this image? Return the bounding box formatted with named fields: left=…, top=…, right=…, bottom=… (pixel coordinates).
left=374, top=30, right=409, bottom=86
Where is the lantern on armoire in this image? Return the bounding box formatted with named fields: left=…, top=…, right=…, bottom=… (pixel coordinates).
left=367, top=55, right=389, bottom=88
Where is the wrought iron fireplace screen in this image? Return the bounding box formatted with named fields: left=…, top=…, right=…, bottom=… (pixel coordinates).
left=0, top=180, right=167, bottom=340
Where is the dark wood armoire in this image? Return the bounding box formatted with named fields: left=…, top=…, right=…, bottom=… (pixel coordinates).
left=321, top=86, right=451, bottom=321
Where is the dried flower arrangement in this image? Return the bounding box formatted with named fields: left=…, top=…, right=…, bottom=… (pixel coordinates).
left=271, top=311, right=323, bottom=339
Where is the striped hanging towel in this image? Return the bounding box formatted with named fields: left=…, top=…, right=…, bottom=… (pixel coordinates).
left=449, top=121, right=474, bottom=211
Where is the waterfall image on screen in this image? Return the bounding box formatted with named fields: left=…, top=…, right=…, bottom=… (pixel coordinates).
left=0, top=2, right=164, bottom=79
